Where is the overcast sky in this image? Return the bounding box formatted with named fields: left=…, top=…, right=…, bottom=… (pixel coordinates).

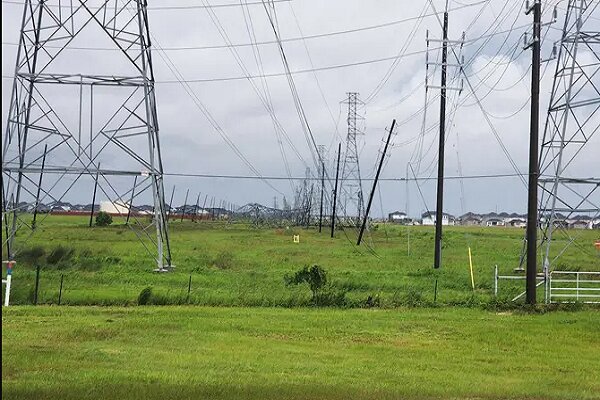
left=2, top=0, right=599, bottom=217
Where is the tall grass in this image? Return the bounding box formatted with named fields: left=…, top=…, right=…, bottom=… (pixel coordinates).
left=3, top=215, right=599, bottom=308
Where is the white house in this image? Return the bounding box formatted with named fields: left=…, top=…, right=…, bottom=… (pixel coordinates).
left=507, top=218, right=527, bottom=228
left=485, top=217, right=505, bottom=227
left=421, top=211, right=454, bottom=226
left=568, top=219, right=591, bottom=229
left=388, top=211, right=410, bottom=224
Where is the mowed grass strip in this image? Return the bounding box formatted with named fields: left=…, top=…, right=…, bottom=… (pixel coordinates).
left=3, top=306, right=599, bottom=400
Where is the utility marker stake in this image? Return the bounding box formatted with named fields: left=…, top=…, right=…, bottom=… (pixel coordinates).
left=468, top=247, right=475, bottom=291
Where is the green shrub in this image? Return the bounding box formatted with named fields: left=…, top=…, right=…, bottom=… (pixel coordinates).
left=19, top=246, right=46, bottom=266
left=47, top=245, right=74, bottom=265
left=95, top=211, right=113, bottom=227
left=285, top=265, right=328, bottom=304
left=138, top=286, right=153, bottom=305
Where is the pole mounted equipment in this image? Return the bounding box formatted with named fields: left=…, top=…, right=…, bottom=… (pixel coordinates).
left=427, top=4, right=465, bottom=269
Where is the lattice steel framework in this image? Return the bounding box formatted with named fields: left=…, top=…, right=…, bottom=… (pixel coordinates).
left=341, top=92, right=365, bottom=225
left=1, top=0, right=172, bottom=270
left=538, top=0, right=599, bottom=300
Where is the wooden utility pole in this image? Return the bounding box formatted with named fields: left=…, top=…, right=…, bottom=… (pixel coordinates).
left=181, top=188, right=189, bottom=222
left=525, top=0, right=542, bottom=304
left=168, top=185, right=176, bottom=220
left=358, top=120, right=395, bottom=245
left=32, top=144, right=47, bottom=230
left=434, top=7, right=449, bottom=270
left=192, top=192, right=200, bottom=222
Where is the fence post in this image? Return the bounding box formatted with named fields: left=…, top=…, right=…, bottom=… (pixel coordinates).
left=494, top=265, right=498, bottom=297
left=3, top=261, right=14, bottom=306
left=34, top=265, right=41, bottom=305
left=58, top=274, right=64, bottom=305
left=576, top=272, right=579, bottom=302
left=187, top=274, right=192, bottom=303
left=548, top=271, right=552, bottom=303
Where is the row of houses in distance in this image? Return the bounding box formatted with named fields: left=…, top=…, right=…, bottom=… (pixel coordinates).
left=388, top=211, right=600, bottom=229
left=18, top=201, right=231, bottom=219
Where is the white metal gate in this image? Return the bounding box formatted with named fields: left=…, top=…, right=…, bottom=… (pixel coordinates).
left=549, top=271, right=600, bottom=304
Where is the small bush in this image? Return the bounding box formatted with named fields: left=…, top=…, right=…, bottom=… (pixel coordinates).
left=19, top=246, right=46, bottom=266
left=285, top=265, right=328, bottom=300
left=138, top=286, right=153, bottom=305
left=47, top=245, right=75, bottom=265
left=95, top=211, right=113, bottom=227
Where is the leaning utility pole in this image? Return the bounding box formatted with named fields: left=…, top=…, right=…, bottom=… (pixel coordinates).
left=31, top=144, right=47, bottom=230
left=192, top=192, right=200, bottom=222
left=357, top=120, right=395, bottom=245
left=525, top=0, right=542, bottom=305
left=1, top=0, right=172, bottom=270
left=181, top=188, right=190, bottom=222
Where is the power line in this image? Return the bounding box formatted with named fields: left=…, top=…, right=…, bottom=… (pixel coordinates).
left=0, top=0, right=491, bottom=52
left=162, top=171, right=530, bottom=182
left=0, top=47, right=439, bottom=84
left=0, top=0, right=292, bottom=10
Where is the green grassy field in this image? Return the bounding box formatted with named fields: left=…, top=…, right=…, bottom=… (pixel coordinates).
left=3, top=215, right=599, bottom=306
left=2, top=306, right=599, bottom=400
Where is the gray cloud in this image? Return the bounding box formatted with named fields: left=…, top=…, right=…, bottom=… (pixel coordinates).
left=2, top=0, right=598, bottom=217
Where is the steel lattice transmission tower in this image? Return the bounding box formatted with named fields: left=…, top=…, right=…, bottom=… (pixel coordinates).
left=2, top=0, right=172, bottom=270
left=341, top=92, right=365, bottom=225
left=538, top=0, right=599, bottom=300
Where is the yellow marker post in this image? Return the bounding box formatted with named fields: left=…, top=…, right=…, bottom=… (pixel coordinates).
left=468, top=247, right=475, bottom=291
left=293, top=235, right=300, bottom=243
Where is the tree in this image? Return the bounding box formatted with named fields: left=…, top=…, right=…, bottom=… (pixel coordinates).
left=285, top=265, right=327, bottom=301
left=95, top=211, right=113, bottom=226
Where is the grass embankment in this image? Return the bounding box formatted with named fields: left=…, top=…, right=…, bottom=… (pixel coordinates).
left=3, top=215, right=599, bottom=306
left=2, top=306, right=599, bottom=400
